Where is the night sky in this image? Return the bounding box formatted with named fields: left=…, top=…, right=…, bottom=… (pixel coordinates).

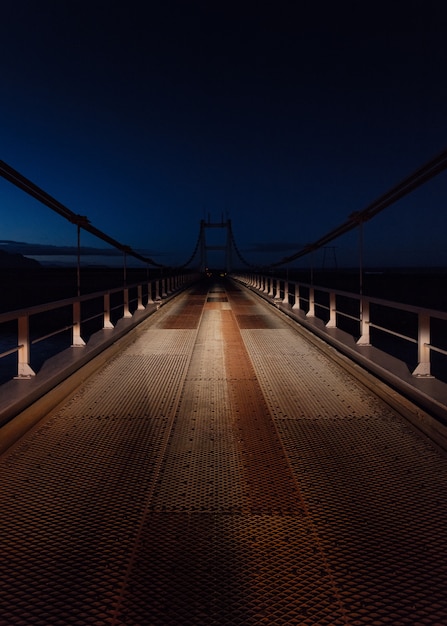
left=1, top=2, right=447, bottom=268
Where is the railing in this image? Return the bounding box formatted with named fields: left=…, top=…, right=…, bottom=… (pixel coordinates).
left=234, top=273, right=447, bottom=382
left=0, top=273, right=198, bottom=382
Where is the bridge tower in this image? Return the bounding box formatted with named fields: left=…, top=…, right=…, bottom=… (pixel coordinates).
left=199, top=218, right=233, bottom=273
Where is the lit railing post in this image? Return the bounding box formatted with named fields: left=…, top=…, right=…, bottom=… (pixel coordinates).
left=16, top=314, right=36, bottom=378
left=268, top=277, right=274, bottom=297
left=282, top=281, right=289, bottom=306
left=103, top=293, right=114, bottom=328
left=292, top=283, right=300, bottom=310
left=357, top=298, right=370, bottom=345
left=155, top=280, right=160, bottom=301
left=146, top=281, right=154, bottom=305
left=162, top=278, right=167, bottom=298
left=123, top=288, right=132, bottom=318
left=326, top=291, right=337, bottom=328
left=413, top=313, right=432, bottom=377
left=263, top=276, right=269, bottom=294
left=72, top=301, right=86, bottom=347
left=307, top=287, right=315, bottom=317
left=137, top=285, right=145, bottom=310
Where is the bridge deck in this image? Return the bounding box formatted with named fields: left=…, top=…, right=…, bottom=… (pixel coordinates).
left=1, top=279, right=447, bottom=625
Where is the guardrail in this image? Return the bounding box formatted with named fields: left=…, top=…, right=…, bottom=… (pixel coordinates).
left=0, top=273, right=198, bottom=382
left=234, top=273, right=447, bottom=382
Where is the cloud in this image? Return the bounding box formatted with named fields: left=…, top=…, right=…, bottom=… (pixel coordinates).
left=0, top=240, right=158, bottom=257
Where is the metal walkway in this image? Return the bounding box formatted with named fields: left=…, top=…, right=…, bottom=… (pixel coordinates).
left=1, top=279, right=447, bottom=625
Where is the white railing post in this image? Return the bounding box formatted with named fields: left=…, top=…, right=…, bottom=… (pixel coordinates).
left=137, top=285, right=145, bottom=310
left=162, top=279, right=167, bottom=298
left=413, top=313, right=432, bottom=377
left=123, top=288, right=132, bottom=318
left=155, top=280, right=160, bottom=301
left=282, top=281, right=289, bottom=306
left=72, top=301, right=86, bottom=347
left=263, top=276, right=269, bottom=294
left=16, top=314, right=36, bottom=378
left=268, top=278, right=274, bottom=297
left=146, top=281, right=154, bottom=305
left=273, top=278, right=281, bottom=303
left=357, top=298, right=371, bottom=345
left=326, top=291, right=337, bottom=328
left=307, top=287, right=315, bottom=317
left=292, top=283, right=300, bottom=310
left=103, top=293, right=114, bottom=329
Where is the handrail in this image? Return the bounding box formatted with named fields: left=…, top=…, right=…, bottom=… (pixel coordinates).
left=276, top=278, right=447, bottom=321
left=234, top=272, right=447, bottom=380
left=0, top=272, right=199, bottom=381
left=0, top=279, right=155, bottom=325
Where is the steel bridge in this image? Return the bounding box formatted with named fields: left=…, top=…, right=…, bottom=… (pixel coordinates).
left=1, top=275, right=447, bottom=625
left=1, top=154, right=447, bottom=624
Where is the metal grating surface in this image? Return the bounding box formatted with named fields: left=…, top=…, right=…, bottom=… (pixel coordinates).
left=1, top=280, right=447, bottom=624
left=236, top=314, right=281, bottom=329
left=159, top=294, right=206, bottom=329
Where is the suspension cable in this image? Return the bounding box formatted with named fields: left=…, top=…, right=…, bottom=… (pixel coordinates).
left=176, top=224, right=202, bottom=269
left=228, top=222, right=260, bottom=269
left=0, top=160, right=165, bottom=268
left=269, top=147, right=447, bottom=268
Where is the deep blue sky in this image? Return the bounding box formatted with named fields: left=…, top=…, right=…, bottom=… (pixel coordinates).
left=1, top=1, right=447, bottom=268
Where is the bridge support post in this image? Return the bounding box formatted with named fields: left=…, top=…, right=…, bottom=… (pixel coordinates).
left=123, top=288, right=132, bottom=318
left=72, top=301, right=86, bottom=347
left=413, top=313, right=432, bottom=377
left=162, top=279, right=167, bottom=298
left=15, top=314, right=36, bottom=379
left=155, top=280, right=160, bottom=301
left=137, top=285, right=145, bottom=310
left=103, top=293, right=114, bottom=328
left=282, top=281, right=290, bottom=306
left=307, top=287, right=315, bottom=317
left=263, top=276, right=269, bottom=294
left=268, top=278, right=274, bottom=297
left=292, top=283, right=300, bottom=310
left=326, top=291, right=337, bottom=328
left=146, top=282, right=154, bottom=305
left=357, top=299, right=371, bottom=345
